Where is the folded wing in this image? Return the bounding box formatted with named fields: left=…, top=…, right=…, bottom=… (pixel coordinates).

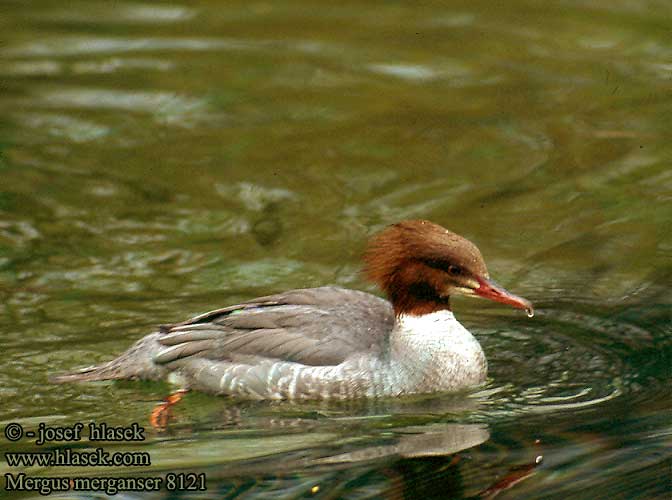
left=154, top=286, right=393, bottom=367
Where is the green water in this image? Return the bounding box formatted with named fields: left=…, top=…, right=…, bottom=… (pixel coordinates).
left=1, top=1, right=670, bottom=498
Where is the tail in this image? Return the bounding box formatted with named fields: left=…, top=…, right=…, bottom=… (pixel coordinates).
left=50, top=363, right=120, bottom=383
left=50, top=333, right=167, bottom=384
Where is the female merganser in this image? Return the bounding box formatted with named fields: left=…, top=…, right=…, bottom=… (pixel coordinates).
left=53, top=220, right=533, bottom=400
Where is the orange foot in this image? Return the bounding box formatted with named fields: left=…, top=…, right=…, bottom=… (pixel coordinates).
left=150, top=389, right=189, bottom=430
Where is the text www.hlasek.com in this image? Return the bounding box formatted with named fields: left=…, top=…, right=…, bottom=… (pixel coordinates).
left=6, top=448, right=150, bottom=467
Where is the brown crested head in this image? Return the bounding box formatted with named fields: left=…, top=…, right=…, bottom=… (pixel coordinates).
left=363, top=220, right=533, bottom=317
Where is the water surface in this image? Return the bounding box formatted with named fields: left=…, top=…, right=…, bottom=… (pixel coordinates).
left=1, top=1, right=670, bottom=498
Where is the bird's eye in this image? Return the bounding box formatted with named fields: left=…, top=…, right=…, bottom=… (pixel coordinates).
left=447, top=265, right=462, bottom=276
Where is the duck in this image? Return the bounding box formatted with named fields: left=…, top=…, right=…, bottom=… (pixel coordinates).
left=52, top=220, right=533, bottom=400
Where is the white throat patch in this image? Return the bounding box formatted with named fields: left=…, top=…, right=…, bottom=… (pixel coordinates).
left=396, top=310, right=459, bottom=336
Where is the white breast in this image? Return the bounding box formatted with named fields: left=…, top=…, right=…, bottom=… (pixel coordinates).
left=390, top=310, right=487, bottom=392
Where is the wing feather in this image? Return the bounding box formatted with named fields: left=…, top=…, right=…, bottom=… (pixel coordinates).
left=154, top=286, right=393, bottom=367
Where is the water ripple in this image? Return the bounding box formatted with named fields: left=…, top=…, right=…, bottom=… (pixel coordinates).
left=31, top=87, right=212, bottom=126
left=2, top=37, right=270, bottom=57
